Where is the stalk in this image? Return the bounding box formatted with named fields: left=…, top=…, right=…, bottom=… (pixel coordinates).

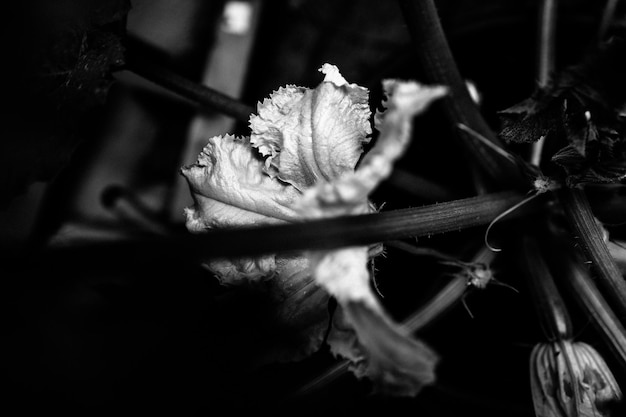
left=123, top=36, right=255, bottom=122
left=166, top=190, right=528, bottom=259
left=45, top=191, right=532, bottom=263
left=558, top=187, right=626, bottom=322
left=544, top=232, right=626, bottom=372
left=531, top=0, right=558, bottom=167
left=396, top=0, right=525, bottom=189
left=519, top=234, right=573, bottom=340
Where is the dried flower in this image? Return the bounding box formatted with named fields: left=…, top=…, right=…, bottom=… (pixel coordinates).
left=530, top=340, right=622, bottom=417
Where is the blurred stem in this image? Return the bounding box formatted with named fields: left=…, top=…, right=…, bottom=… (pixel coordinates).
left=598, top=0, right=620, bottom=41
left=397, top=0, right=525, bottom=190
left=558, top=187, right=626, bottom=321
left=537, top=0, right=557, bottom=87
left=531, top=0, right=558, bottom=166
left=519, top=234, right=573, bottom=340
left=123, top=36, right=255, bottom=122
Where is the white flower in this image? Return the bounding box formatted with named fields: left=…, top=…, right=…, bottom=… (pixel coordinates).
left=182, top=63, right=447, bottom=395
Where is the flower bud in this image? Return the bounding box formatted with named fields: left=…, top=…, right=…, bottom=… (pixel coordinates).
left=530, top=340, right=622, bottom=417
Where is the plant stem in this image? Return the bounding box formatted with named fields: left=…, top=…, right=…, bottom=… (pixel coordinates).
left=183, top=190, right=530, bottom=258
left=531, top=0, right=558, bottom=166
left=55, top=191, right=530, bottom=259
left=123, top=38, right=255, bottom=122
left=546, top=233, right=626, bottom=372
left=397, top=0, right=525, bottom=190
left=537, top=0, right=558, bottom=88
left=558, top=187, right=626, bottom=321
left=520, top=234, right=573, bottom=340
left=598, top=0, right=620, bottom=41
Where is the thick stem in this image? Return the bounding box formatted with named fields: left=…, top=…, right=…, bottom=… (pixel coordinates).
left=397, top=0, right=525, bottom=190
left=50, top=191, right=530, bottom=259
left=558, top=187, right=626, bottom=321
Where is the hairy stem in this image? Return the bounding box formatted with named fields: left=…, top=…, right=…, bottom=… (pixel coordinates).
left=53, top=191, right=531, bottom=259
left=558, top=187, right=626, bottom=321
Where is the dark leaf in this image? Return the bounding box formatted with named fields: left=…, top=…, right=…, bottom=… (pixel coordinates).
left=498, top=93, right=561, bottom=144
left=0, top=0, right=130, bottom=207
left=498, top=29, right=626, bottom=185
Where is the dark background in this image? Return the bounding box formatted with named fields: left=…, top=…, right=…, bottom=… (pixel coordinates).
left=0, top=0, right=622, bottom=415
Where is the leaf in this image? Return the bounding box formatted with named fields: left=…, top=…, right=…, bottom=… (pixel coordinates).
left=497, top=31, right=626, bottom=186
left=0, top=0, right=130, bottom=205
left=498, top=94, right=559, bottom=144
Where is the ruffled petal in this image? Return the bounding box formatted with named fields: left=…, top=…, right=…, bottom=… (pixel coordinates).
left=299, top=80, right=447, bottom=218
left=304, top=80, right=447, bottom=395
left=181, top=134, right=302, bottom=229
left=181, top=134, right=301, bottom=283
left=249, top=64, right=371, bottom=190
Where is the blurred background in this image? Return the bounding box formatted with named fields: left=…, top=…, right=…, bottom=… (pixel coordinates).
left=0, top=0, right=619, bottom=415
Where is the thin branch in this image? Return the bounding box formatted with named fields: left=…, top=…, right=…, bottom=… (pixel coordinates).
left=123, top=37, right=255, bottom=122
